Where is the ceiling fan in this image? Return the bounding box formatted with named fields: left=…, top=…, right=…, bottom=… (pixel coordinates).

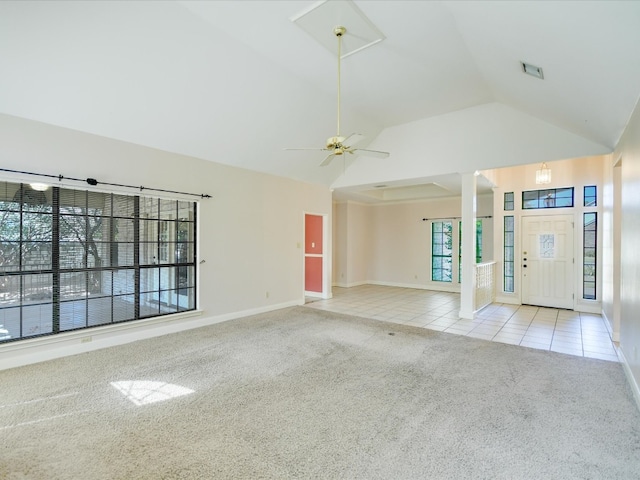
left=285, top=25, right=389, bottom=167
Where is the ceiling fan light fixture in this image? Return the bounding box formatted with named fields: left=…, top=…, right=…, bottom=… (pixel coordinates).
left=284, top=24, right=389, bottom=166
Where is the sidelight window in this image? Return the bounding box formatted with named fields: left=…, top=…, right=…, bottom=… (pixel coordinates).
left=583, top=213, right=597, bottom=300
left=503, top=216, right=515, bottom=293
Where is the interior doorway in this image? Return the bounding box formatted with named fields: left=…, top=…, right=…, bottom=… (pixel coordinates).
left=521, top=215, right=574, bottom=309
left=304, top=213, right=325, bottom=298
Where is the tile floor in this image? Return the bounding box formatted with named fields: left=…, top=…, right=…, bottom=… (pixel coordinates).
left=305, top=284, right=619, bottom=362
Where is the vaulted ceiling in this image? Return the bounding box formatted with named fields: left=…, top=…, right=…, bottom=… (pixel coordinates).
left=1, top=1, right=639, bottom=201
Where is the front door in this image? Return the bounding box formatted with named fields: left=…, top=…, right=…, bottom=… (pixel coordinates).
left=521, top=215, right=574, bottom=309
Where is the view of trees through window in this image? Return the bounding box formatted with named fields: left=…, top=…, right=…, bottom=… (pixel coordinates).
left=431, top=220, right=482, bottom=283
left=0, top=182, right=196, bottom=343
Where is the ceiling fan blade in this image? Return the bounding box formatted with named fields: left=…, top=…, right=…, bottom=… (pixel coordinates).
left=353, top=148, right=390, bottom=159
left=342, top=133, right=365, bottom=147
left=319, top=153, right=336, bottom=167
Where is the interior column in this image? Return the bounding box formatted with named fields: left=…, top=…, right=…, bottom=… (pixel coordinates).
left=459, top=172, right=477, bottom=319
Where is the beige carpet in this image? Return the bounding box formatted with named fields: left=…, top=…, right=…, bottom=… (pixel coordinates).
left=1, top=306, right=639, bottom=479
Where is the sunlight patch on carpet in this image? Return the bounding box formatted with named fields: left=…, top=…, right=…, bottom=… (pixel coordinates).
left=111, top=381, right=194, bottom=406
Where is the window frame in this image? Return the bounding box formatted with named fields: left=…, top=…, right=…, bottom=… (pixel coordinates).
left=522, top=187, right=574, bottom=210
left=0, top=182, right=197, bottom=344
left=584, top=185, right=597, bottom=207
left=583, top=212, right=597, bottom=300
left=503, top=216, right=515, bottom=293
left=431, top=221, right=453, bottom=283
left=504, top=192, right=514, bottom=211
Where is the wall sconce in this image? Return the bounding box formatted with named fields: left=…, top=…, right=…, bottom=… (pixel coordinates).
left=535, top=162, right=551, bottom=185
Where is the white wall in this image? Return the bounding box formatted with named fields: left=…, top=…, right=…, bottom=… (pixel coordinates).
left=0, top=114, right=332, bottom=368
left=332, top=202, right=347, bottom=286
left=602, top=156, right=622, bottom=340
left=610, top=97, right=640, bottom=403
left=333, top=194, right=493, bottom=290
left=333, top=103, right=610, bottom=190
left=346, top=202, right=371, bottom=286
left=332, top=201, right=370, bottom=287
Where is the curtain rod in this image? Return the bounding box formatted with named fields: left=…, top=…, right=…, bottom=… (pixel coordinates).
left=422, top=215, right=492, bottom=221
left=0, top=167, right=211, bottom=199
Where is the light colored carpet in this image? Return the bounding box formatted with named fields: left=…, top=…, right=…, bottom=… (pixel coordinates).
left=1, top=306, right=639, bottom=479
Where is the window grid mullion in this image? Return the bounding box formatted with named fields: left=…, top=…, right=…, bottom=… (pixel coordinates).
left=0, top=182, right=196, bottom=343
left=134, top=196, right=140, bottom=320
left=52, top=187, right=60, bottom=333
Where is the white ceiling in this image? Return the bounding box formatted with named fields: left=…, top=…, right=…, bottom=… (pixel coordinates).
left=1, top=1, right=639, bottom=202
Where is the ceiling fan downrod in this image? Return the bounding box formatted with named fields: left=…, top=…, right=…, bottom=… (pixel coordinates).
left=335, top=26, right=346, bottom=140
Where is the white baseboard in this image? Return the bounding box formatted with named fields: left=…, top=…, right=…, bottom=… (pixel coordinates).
left=600, top=309, right=621, bottom=342
left=617, top=346, right=640, bottom=413
left=494, top=294, right=521, bottom=305
left=0, top=300, right=299, bottom=371
left=458, top=309, right=474, bottom=320
left=332, top=281, right=367, bottom=288
left=601, top=309, right=614, bottom=339
left=574, top=302, right=602, bottom=314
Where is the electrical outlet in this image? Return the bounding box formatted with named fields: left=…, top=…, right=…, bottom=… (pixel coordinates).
left=81, top=336, right=92, bottom=343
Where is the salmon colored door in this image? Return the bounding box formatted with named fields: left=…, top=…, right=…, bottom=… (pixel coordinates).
left=305, top=214, right=323, bottom=293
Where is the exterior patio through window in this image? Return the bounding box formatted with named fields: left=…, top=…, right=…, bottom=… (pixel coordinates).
left=0, top=181, right=197, bottom=343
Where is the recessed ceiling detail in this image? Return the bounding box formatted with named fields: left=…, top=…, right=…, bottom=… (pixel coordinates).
left=291, top=0, right=385, bottom=58
left=360, top=183, right=454, bottom=202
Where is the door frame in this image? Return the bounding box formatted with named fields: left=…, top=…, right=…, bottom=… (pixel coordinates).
left=520, top=213, right=576, bottom=310
left=303, top=212, right=331, bottom=300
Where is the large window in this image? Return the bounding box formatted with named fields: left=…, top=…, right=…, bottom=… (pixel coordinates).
left=431, top=221, right=453, bottom=282
left=0, top=181, right=197, bottom=343
left=432, top=220, right=483, bottom=284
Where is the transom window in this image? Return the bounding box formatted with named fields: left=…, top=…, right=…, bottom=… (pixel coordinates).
left=504, top=192, right=514, bottom=211
left=0, top=181, right=197, bottom=343
left=522, top=187, right=574, bottom=209
left=584, top=185, right=597, bottom=207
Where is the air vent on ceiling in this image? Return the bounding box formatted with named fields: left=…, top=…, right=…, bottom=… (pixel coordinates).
left=521, top=62, right=544, bottom=79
